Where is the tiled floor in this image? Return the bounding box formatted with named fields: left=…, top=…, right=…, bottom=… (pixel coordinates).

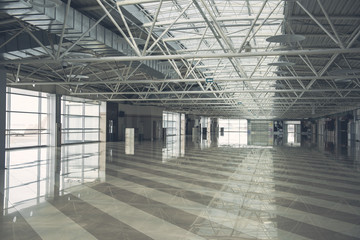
left=1, top=134, right=360, bottom=239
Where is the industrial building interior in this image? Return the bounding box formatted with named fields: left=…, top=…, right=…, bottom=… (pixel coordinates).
left=0, top=0, right=360, bottom=239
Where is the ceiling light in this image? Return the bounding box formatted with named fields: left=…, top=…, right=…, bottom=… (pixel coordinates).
left=334, top=78, right=353, bottom=83
left=62, top=52, right=94, bottom=67
left=266, top=34, right=305, bottom=43
left=244, top=42, right=251, bottom=52
left=268, top=61, right=296, bottom=66
left=66, top=74, right=89, bottom=79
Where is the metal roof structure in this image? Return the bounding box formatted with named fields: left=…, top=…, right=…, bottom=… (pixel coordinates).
left=1, top=0, right=360, bottom=119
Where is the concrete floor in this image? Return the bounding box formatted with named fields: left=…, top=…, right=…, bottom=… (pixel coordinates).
left=1, top=134, right=360, bottom=240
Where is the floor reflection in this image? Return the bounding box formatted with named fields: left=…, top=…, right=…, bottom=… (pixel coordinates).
left=162, top=135, right=185, bottom=162
left=218, top=131, right=247, bottom=147
left=1, top=135, right=360, bottom=240
left=1, top=143, right=104, bottom=215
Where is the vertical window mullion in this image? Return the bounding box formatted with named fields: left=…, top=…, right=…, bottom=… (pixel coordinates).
left=38, top=92, right=41, bottom=146
left=6, top=88, right=11, bottom=148
left=98, top=104, right=100, bottom=141
left=82, top=102, right=85, bottom=142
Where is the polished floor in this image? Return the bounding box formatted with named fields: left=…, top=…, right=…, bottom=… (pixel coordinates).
left=1, top=134, right=360, bottom=240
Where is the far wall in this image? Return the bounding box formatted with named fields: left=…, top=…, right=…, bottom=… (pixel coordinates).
left=117, top=104, right=164, bottom=141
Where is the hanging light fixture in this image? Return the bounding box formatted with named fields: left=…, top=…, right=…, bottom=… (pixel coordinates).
left=66, top=74, right=89, bottom=79
left=273, top=45, right=297, bottom=51
left=244, top=42, right=251, bottom=52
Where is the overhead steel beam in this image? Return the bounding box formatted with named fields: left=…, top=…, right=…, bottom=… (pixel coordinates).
left=105, top=96, right=360, bottom=102
left=142, top=15, right=360, bottom=27
left=165, top=34, right=355, bottom=43
left=1, top=0, right=171, bottom=78
left=72, top=88, right=360, bottom=95
left=8, top=73, right=358, bottom=86
left=116, top=0, right=173, bottom=6
left=280, top=16, right=360, bottom=117
left=297, top=2, right=341, bottom=46
left=143, top=15, right=284, bottom=27
left=3, top=47, right=360, bottom=65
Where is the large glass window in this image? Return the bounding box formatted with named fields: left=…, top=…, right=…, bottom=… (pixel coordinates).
left=218, top=119, right=248, bottom=146
left=162, top=111, right=183, bottom=161
left=5, top=88, right=49, bottom=149
left=3, top=143, right=103, bottom=214
left=219, top=119, right=247, bottom=132
left=285, top=121, right=301, bottom=146
left=61, top=96, right=100, bottom=144
left=248, top=120, right=273, bottom=146
left=162, top=111, right=180, bottom=136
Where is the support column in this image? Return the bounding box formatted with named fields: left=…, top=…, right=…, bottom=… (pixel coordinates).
left=50, top=94, right=62, bottom=147
left=0, top=35, right=7, bottom=216
left=55, top=95, right=61, bottom=147
left=0, top=65, right=5, bottom=169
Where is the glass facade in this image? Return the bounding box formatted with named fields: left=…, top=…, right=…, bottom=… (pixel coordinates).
left=3, top=143, right=103, bottom=214
left=218, top=119, right=248, bottom=146
left=61, top=96, right=100, bottom=144
left=162, top=111, right=181, bottom=136
left=5, top=88, right=101, bottom=149
left=162, top=111, right=185, bottom=162
left=219, top=119, right=248, bottom=132
left=248, top=120, right=274, bottom=146
left=5, top=88, right=49, bottom=149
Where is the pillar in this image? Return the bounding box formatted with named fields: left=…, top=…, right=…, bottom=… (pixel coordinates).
left=0, top=66, right=5, bottom=169
left=50, top=94, right=61, bottom=147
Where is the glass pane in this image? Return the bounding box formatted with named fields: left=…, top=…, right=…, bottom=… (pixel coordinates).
left=68, top=104, right=83, bottom=115
left=10, top=134, right=39, bottom=148
left=240, top=120, right=248, bottom=132
left=41, top=98, right=48, bottom=113
left=61, top=96, right=101, bottom=144
left=67, top=116, right=83, bottom=129
left=11, top=94, right=38, bottom=112
left=288, top=124, right=295, bottom=132
left=10, top=112, right=38, bottom=130
left=5, top=134, right=9, bottom=148
left=62, top=131, right=83, bottom=144
left=6, top=93, right=10, bottom=111
left=40, top=114, right=48, bottom=130
left=85, top=104, right=99, bottom=116
left=40, top=134, right=49, bottom=146
left=85, top=117, right=99, bottom=128
left=84, top=132, right=99, bottom=141
left=62, top=100, right=83, bottom=115
left=11, top=88, right=39, bottom=96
